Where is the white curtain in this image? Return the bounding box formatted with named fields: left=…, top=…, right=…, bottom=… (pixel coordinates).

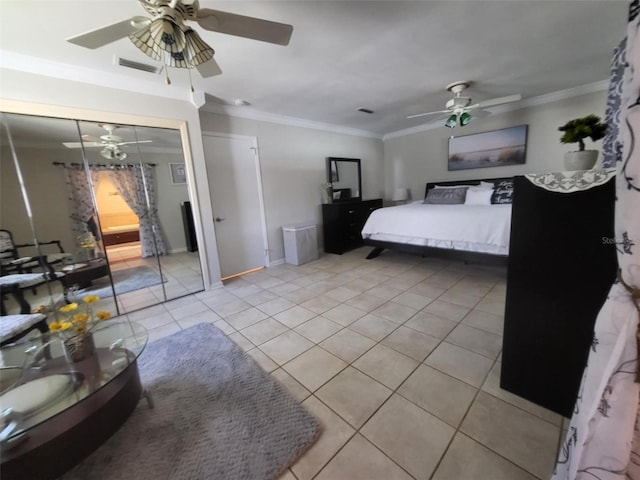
left=551, top=4, right=640, bottom=479
left=108, top=164, right=166, bottom=258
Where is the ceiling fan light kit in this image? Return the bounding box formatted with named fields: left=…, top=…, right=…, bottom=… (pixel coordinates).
left=66, top=0, right=294, bottom=90
left=408, top=80, right=521, bottom=128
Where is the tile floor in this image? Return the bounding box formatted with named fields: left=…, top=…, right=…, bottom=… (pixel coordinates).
left=122, top=246, right=565, bottom=480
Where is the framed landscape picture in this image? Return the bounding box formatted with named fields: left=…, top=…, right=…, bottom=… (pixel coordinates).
left=448, top=125, right=528, bottom=171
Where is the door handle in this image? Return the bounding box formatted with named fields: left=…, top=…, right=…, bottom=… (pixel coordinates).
left=215, top=217, right=226, bottom=222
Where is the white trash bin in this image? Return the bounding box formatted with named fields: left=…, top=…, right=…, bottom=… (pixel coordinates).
left=282, top=224, right=318, bottom=266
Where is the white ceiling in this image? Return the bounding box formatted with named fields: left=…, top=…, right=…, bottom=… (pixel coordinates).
left=0, top=1, right=629, bottom=136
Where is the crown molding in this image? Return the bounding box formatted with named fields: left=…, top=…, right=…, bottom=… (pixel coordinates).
left=0, top=51, right=193, bottom=104
left=382, top=79, right=610, bottom=141
left=200, top=102, right=383, bottom=139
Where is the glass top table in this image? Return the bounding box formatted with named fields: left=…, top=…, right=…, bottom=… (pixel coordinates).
left=0, top=320, right=148, bottom=479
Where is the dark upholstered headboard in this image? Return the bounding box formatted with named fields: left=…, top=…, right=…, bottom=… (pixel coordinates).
left=424, top=177, right=514, bottom=199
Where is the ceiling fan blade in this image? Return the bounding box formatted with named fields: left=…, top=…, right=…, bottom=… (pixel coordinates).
left=470, top=109, right=490, bottom=118
left=196, top=58, right=223, bottom=78
left=117, top=140, right=153, bottom=146
left=63, top=141, right=103, bottom=148
left=196, top=8, right=293, bottom=46
left=475, top=94, right=522, bottom=109
left=66, top=16, right=150, bottom=49
left=81, top=134, right=101, bottom=143
left=407, top=109, right=450, bottom=120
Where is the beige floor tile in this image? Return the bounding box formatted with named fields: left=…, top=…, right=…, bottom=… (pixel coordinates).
left=319, top=328, right=376, bottom=363
left=242, top=289, right=278, bottom=306
left=274, top=305, right=317, bottom=328
left=349, top=313, right=399, bottom=341
left=404, top=311, right=458, bottom=339
left=445, top=323, right=503, bottom=359
left=449, top=279, right=493, bottom=298
left=256, top=297, right=296, bottom=316
left=246, top=347, right=279, bottom=373
left=271, top=368, right=311, bottom=403
left=167, top=300, right=210, bottom=321
left=381, top=326, right=440, bottom=362
left=481, top=362, right=562, bottom=426
left=228, top=331, right=254, bottom=351
left=276, top=469, right=297, bottom=480
left=306, top=280, right=336, bottom=294
left=294, top=316, right=343, bottom=344
left=135, top=311, right=176, bottom=330
left=282, top=287, right=317, bottom=304
left=460, top=391, right=560, bottom=479
left=422, top=272, right=462, bottom=289
left=343, top=277, right=382, bottom=292
left=283, top=346, right=347, bottom=391
left=314, top=434, right=413, bottom=480
left=176, top=310, right=221, bottom=329
left=211, top=298, right=251, bottom=318
left=392, top=291, right=434, bottom=310
left=322, top=304, right=367, bottom=326
left=461, top=308, right=504, bottom=336
left=423, top=299, right=470, bottom=322
left=366, top=285, right=404, bottom=300
left=408, top=281, right=447, bottom=299
left=291, top=396, right=355, bottom=480
left=259, top=330, right=314, bottom=365
left=353, top=344, right=419, bottom=390
left=300, top=295, right=341, bottom=315
left=425, top=342, right=493, bottom=387
left=316, top=367, right=392, bottom=428
left=398, top=364, right=477, bottom=427
left=362, top=394, right=455, bottom=479
left=347, top=293, right=387, bottom=312
left=324, top=286, right=360, bottom=302
left=475, top=296, right=506, bottom=316
left=371, top=301, right=418, bottom=324
left=212, top=318, right=235, bottom=335
left=432, top=433, right=537, bottom=480
left=225, top=307, right=269, bottom=330
left=438, top=289, right=483, bottom=308
left=239, top=318, right=289, bottom=345
left=268, top=281, right=301, bottom=296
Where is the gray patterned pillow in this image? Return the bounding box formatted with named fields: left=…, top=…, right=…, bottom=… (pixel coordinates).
left=423, top=187, right=468, bottom=204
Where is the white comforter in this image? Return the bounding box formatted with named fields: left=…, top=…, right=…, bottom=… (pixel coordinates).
left=361, top=202, right=512, bottom=254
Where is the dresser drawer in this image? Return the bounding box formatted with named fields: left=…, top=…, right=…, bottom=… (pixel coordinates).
left=322, top=199, right=382, bottom=254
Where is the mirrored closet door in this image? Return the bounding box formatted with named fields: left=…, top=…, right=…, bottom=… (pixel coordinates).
left=0, top=112, right=204, bottom=320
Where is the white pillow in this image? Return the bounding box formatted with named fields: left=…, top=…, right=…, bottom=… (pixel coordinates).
left=464, top=188, right=493, bottom=205
left=479, top=181, right=495, bottom=189
left=433, top=184, right=475, bottom=189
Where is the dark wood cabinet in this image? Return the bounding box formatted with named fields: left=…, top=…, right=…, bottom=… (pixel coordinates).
left=322, top=199, right=382, bottom=254
left=501, top=175, right=617, bottom=417
left=102, top=230, right=140, bottom=246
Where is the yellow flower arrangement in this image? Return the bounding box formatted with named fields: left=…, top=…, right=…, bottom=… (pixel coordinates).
left=50, top=295, right=111, bottom=338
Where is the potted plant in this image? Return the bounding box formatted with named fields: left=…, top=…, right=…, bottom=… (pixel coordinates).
left=558, top=114, right=607, bottom=170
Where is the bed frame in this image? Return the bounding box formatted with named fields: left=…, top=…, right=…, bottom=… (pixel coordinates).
left=363, top=176, right=513, bottom=266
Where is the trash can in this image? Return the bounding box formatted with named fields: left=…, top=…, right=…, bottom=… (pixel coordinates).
left=282, top=224, right=318, bottom=266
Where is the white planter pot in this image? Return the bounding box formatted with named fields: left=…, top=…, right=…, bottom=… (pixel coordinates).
left=564, top=150, right=598, bottom=171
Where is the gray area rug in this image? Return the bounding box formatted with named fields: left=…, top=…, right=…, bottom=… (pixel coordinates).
left=76, top=265, right=164, bottom=298
left=61, top=323, right=321, bottom=480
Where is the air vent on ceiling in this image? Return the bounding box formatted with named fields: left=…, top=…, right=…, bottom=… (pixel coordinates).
left=117, top=57, right=162, bottom=74
left=358, top=108, right=374, bottom=114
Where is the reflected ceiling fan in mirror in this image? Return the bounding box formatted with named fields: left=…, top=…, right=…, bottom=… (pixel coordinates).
left=63, top=124, right=151, bottom=160
left=407, top=81, right=522, bottom=128
left=66, top=0, right=294, bottom=88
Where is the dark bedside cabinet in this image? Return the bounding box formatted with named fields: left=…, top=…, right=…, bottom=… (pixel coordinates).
left=322, top=199, right=382, bottom=254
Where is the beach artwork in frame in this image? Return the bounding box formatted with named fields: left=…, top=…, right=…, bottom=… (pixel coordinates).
left=169, top=162, right=187, bottom=185
left=448, top=125, right=528, bottom=171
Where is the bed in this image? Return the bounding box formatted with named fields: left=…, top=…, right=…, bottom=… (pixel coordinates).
left=361, top=177, right=514, bottom=265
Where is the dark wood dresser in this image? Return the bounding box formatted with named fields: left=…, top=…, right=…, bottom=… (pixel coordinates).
left=322, top=199, right=382, bottom=254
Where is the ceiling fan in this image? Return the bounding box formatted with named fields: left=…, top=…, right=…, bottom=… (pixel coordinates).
left=66, top=0, right=294, bottom=84
left=63, top=124, right=151, bottom=160
left=407, top=81, right=522, bottom=128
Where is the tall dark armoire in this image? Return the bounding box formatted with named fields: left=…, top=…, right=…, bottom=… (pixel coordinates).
left=501, top=171, right=618, bottom=417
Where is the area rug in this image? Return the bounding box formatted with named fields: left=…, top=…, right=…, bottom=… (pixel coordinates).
left=62, top=323, right=321, bottom=480
left=76, top=265, right=164, bottom=298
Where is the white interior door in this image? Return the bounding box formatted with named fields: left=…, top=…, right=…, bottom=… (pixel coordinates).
left=203, top=133, right=268, bottom=279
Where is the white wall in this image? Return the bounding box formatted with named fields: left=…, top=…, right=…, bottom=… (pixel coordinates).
left=0, top=68, right=221, bottom=286
left=383, top=91, right=608, bottom=201
left=199, top=112, right=385, bottom=262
